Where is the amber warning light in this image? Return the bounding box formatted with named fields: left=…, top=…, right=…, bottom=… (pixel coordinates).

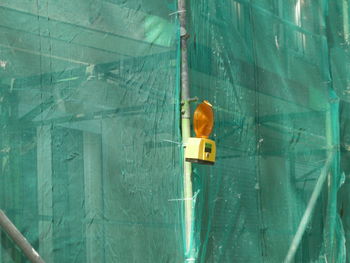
left=194, top=100, right=214, bottom=138
left=185, top=100, right=216, bottom=165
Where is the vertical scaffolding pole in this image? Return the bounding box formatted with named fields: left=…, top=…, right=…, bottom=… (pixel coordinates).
left=177, top=0, right=195, bottom=261
left=322, top=1, right=341, bottom=259
left=323, top=92, right=341, bottom=261
left=37, top=126, right=53, bottom=262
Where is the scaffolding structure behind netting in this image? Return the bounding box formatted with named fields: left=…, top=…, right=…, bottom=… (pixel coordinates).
left=0, top=1, right=349, bottom=262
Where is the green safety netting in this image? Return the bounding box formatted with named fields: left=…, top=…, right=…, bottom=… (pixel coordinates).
left=0, top=0, right=349, bottom=262
left=0, top=1, right=183, bottom=262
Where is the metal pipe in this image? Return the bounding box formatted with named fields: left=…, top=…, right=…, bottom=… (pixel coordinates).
left=0, top=210, right=45, bottom=263
left=177, top=0, right=195, bottom=259
left=284, top=152, right=334, bottom=263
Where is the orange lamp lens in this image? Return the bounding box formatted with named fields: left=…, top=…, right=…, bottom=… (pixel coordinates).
left=194, top=100, right=214, bottom=138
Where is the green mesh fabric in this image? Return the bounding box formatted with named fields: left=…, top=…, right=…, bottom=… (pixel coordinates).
left=0, top=1, right=183, bottom=262
left=0, top=0, right=350, bottom=262
left=188, top=1, right=347, bottom=262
